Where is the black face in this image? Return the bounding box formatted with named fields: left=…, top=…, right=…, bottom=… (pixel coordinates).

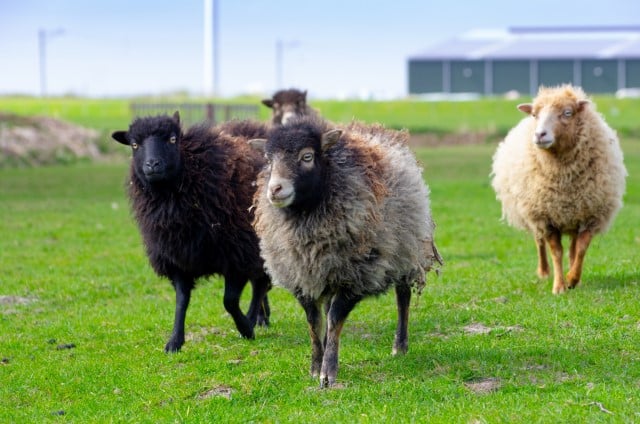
left=112, top=113, right=183, bottom=186
left=264, top=121, right=331, bottom=212
left=134, top=134, right=181, bottom=184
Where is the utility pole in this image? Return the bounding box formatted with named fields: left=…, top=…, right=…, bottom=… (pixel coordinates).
left=203, top=0, right=219, bottom=97
left=276, top=39, right=299, bottom=89
left=38, top=28, right=64, bottom=97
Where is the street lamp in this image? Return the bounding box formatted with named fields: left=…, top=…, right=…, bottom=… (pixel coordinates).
left=38, top=28, right=64, bottom=97
left=276, top=39, right=299, bottom=89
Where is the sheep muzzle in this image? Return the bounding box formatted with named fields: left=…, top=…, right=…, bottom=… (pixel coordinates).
left=267, top=176, right=295, bottom=208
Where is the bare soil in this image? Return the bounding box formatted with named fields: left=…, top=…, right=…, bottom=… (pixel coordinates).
left=0, top=113, right=101, bottom=166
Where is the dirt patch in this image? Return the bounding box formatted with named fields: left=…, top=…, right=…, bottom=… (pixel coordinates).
left=464, top=377, right=501, bottom=394
left=0, top=113, right=101, bottom=166
left=463, top=323, right=493, bottom=335
left=0, top=295, right=35, bottom=305
left=463, top=322, right=524, bottom=335
left=197, top=385, right=233, bottom=400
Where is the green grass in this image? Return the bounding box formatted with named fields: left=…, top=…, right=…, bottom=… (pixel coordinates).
left=3, top=95, right=640, bottom=138
left=1, top=135, right=639, bottom=422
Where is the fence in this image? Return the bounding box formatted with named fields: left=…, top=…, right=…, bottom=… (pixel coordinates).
left=130, top=103, right=260, bottom=127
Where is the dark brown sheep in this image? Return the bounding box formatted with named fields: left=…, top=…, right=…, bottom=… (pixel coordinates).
left=112, top=112, right=271, bottom=352
left=261, top=88, right=318, bottom=125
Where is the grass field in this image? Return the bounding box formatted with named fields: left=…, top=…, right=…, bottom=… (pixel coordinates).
left=1, top=97, right=639, bottom=422
left=1, top=145, right=639, bottom=422
left=3, top=94, right=640, bottom=137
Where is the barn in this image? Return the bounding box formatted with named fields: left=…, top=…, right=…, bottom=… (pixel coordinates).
left=408, top=26, right=640, bottom=96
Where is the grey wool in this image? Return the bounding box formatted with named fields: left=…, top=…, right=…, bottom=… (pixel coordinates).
left=250, top=116, right=442, bottom=387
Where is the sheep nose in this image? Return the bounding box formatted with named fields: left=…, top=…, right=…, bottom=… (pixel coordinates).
left=270, top=184, right=282, bottom=196
left=535, top=131, right=547, bottom=141
left=144, top=159, right=163, bottom=175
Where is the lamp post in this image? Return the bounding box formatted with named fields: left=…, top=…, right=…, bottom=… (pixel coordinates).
left=38, top=28, right=64, bottom=97
left=276, top=39, right=299, bottom=89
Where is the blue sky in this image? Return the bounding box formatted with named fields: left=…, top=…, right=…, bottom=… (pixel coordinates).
left=1, top=0, right=638, bottom=98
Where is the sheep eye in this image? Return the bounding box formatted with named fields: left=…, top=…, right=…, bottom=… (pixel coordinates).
left=301, top=152, right=314, bottom=163
left=563, top=109, right=573, bottom=118
left=131, top=142, right=139, bottom=150
left=169, top=135, right=177, bottom=144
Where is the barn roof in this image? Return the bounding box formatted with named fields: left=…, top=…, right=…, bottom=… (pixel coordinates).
left=410, top=27, right=640, bottom=61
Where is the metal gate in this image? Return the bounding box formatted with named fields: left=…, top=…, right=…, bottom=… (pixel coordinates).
left=130, top=103, right=259, bottom=127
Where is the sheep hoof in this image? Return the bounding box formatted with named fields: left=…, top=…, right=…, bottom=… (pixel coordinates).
left=164, top=340, right=183, bottom=353
left=537, top=269, right=550, bottom=279
left=240, top=330, right=255, bottom=340
left=319, top=375, right=335, bottom=389
left=566, top=273, right=581, bottom=289
left=552, top=283, right=567, bottom=295
left=566, top=279, right=581, bottom=289
left=392, top=344, right=408, bottom=356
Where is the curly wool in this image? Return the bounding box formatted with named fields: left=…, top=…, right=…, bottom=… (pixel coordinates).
left=253, top=120, right=441, bottom=300
left=491, top=85, right=627, bottom=238
left=129, top=120, right=268, bottom=281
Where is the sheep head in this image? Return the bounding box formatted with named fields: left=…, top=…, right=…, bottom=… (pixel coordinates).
left=112, top=111, right=183, bottom=185
left=517, top=85, right=590, bottom=152
left=262, top=89, right=309, bottom=125
left=250, top=121, right=341, bottom=211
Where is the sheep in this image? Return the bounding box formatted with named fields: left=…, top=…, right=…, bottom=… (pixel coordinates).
left=261, top=88, right=317, bottom=125
left=249, top=116, right=442, bottom=387
left=111, top=111, right=272, bottom=352
left=490, top=84, right=627, bottom=294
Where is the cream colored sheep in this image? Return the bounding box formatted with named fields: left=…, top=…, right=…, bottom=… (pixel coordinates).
left=491, top=84, right=627, bottom=294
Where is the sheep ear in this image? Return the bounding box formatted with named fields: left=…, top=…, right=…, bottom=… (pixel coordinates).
left=517, top=103, right=533, bottom=115
left=172, top=111, right=180, bottom=123
left=248, top=138, right=267, bottom=152
left=112, top=130, right=130, bottom=145
left=577, top=100, right=590, bottom=112
left=321, top=129, right=342, bottom=152
left=262, top=99, right=274, bottom=108
left=302, top=90, right=307, bottom=100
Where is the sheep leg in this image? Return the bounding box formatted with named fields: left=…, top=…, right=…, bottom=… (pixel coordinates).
left=536, top=237, right=550, bottom=278
left=257, top=294, right=271, bottom=327
left=566, top=230, right=593, bottom=289
left=393, top=282, right=411, bottom=355
left=321, top=292, right=362, bottom=388
left=298, top=296, right=324, bottom=378
left=545, top=231, right=566, bottom=294
left=568, top=232, right=578, bottom=268
left=323, top=297, right=332, bottom=349
left=247, top=275, right=271, bottom=327
left=165, top=275, right=194, bottom=353
left=223, top=274, right=254, bottom=339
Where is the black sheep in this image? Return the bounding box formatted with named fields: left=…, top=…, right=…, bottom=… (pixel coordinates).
left=112, top=112, right=271, bottom=352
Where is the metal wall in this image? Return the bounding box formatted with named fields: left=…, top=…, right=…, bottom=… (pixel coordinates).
left=408, top=58, right=638, bottom=95
left=492, top=60, right=530, bottom=94
left=538, top=60, right=574, bottom=87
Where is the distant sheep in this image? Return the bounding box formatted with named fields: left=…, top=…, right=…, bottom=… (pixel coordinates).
left=112, top=112, right=271, bottom=352
left=250, top=116, right=442, bottom=387
left=491, top=85, right=627, bottom=294
left=261, top=88, right=317, bottom=125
